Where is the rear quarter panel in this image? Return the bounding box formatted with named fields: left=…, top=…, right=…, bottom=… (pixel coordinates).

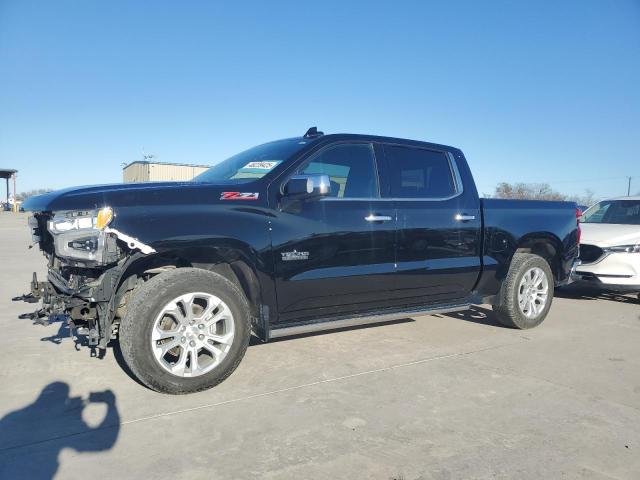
left=476, top=198, right=579, bottom=296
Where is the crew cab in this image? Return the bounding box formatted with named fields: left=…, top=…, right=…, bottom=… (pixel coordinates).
left=17, top=128, right=580, bottom=394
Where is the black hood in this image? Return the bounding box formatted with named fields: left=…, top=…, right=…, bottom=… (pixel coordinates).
left=22, top=180, right=258, bottom=212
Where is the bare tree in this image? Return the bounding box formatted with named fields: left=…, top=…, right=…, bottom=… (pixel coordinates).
left=566, top=189, right=597, bottom=207
left=493, top=182, right=565, bottom=201
left=492, top=183, right=599, bottom=205
left=16, top=189, right=52, bottom=202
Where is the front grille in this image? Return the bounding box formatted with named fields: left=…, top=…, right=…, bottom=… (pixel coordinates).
left=579, top=244, right=604, bottom=264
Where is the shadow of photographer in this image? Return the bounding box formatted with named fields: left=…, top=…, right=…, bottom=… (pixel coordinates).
left=0, top=382, right=120, bottom=479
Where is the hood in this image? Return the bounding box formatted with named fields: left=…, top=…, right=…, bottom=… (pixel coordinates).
left=22, top=180, right=258, bottom=212
left=580, top=223, right=640, bottom=247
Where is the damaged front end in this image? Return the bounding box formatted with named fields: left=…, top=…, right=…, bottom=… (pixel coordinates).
left=14, top=207, right=154, bottom=353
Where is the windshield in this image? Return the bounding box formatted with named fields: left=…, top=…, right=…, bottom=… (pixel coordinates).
left=193, top=138, right=309, bottom=183
left=581, top=199, right=640, bottom=225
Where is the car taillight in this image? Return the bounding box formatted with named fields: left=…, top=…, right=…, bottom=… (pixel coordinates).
left=576, top=208, right=581, bottom=244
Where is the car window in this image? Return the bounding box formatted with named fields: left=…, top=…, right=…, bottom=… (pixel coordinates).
left=384, top=145, right=457, bottom=199
left=582, top=200, right=640, bottom=225
left=296, top=143, right=379, bottom=198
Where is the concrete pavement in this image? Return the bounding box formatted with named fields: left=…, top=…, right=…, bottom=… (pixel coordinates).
left=1, top=212, right=639, bottom=479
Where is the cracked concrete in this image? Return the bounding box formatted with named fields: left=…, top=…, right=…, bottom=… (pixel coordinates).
left=1, top=212, right=639, bottom=479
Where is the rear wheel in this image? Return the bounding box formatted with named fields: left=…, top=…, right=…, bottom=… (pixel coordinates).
left=492, top=253, right=554, bottom=329
left=119, top=268, right=251, bottom=394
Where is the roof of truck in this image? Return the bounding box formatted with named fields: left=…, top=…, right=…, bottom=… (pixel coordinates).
left=318, top=133, right=459, bottom=153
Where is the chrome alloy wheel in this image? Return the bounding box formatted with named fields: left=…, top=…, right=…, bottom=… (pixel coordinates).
left=151, top=292, right=235, bottom=377
left=517, top=267, right=549, bottom=318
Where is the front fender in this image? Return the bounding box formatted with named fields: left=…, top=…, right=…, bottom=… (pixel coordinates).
left=111, top=204, right=277, bottom=338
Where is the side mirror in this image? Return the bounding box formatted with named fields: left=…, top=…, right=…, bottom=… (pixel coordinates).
left=284, top=174, right=331, bottom=199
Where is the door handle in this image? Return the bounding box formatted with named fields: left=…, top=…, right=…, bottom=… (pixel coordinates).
left=365, top=214, right=393, bottom=222
left=455, top=214, right=476, bottom=221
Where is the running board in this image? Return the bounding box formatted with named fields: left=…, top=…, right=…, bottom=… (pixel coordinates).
left=269, top=303, right=470, bottom=339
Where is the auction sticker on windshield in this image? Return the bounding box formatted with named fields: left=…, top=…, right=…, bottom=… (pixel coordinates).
left=243, top=161, right=280, bottom=170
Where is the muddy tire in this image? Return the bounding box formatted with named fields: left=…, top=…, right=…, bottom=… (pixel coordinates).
left=492, top=253, right=554, bottom=329
left=119, top=268, right=251, bottom=394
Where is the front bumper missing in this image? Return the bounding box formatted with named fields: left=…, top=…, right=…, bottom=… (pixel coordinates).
left=13, top=269, right=116, bottom=350
left=18, top=216, right=155, bottom=352
left=12, top=273, right=63, bottom=324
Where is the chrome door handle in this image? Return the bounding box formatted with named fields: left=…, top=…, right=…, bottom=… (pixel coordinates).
left=455, top=214, right=476, bottom=221
left=365, top=214, right=393, bottom=222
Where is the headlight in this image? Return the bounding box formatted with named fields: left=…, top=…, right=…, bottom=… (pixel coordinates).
left=49, top=207, right=113, bottom=233
left=603, top=244, right=640, bottom=254
left=48, top=207, right=115, bottom=263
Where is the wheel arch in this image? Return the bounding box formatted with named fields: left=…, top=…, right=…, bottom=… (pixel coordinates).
left=114, top=245, right=264, bottom=321
left=514, top=232, right=564, bottom=281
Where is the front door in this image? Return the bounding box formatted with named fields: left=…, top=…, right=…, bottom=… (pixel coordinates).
left=271, top=142, right=396, bottom=324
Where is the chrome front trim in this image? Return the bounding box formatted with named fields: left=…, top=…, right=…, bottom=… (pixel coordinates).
left=566, top=259, right=582, bottom=285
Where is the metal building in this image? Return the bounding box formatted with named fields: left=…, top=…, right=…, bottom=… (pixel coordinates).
left=1, top=168, right=18, bottom=211
left=123, top=161, right=209, bottom=183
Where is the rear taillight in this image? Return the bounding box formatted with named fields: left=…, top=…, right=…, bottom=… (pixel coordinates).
left=576, top=208, right=582, bottom=244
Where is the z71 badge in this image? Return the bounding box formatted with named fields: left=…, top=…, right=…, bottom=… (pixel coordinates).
left=220, top=192, right=259, bottom=200
left=281, top=250, right=309, bottom=261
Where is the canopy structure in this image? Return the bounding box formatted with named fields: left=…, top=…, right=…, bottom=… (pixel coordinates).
left=0, top=169, right=18, bottom=210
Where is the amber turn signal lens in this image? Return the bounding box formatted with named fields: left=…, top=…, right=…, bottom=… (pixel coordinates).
left=96, top=207, right=113, bottom=230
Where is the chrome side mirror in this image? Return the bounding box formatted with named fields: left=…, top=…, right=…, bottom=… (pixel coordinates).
left=284, top=174, right=331, bottom=199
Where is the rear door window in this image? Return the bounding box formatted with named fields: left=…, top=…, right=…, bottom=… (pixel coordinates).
left=383, top=145, right=457, bottom=199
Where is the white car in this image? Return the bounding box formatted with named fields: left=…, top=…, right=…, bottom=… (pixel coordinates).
left=574, top=196, right=640, bottom=294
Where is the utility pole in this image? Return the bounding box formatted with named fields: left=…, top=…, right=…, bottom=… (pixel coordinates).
left=627, top=176, right=632, bottom=196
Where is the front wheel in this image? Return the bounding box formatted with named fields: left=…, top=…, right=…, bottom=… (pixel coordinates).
left=492, top=253, right=554, bottom=329
left=119, top=268, right=251, bottom=394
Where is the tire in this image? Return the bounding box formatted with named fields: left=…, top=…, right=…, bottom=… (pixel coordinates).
left=492, top=253, right=554, bottom=329
left=119, top=268, right=251, bottom=394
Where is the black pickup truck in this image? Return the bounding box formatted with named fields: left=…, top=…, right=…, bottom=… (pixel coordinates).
left=18, top=128, right=580, bottom=394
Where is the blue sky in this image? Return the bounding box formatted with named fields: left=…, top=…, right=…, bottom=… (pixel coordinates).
left=1, top=0, right=639, bottom=198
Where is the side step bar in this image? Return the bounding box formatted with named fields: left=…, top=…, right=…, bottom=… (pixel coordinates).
left=269, top=303, right=470, bottom=339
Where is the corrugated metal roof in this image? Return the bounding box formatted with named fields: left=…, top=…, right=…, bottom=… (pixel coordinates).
left=0, top=169, right=18, bottom=179
left=124, top=161, right=210, bottom=169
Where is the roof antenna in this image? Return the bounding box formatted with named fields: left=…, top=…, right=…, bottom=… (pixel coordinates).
left=304, top=126, right=324, bottom=138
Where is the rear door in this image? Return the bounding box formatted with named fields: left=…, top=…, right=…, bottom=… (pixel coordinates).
left=382, top=143, right=482, bottom=305
left=271, top=142, right=397, bottom=323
